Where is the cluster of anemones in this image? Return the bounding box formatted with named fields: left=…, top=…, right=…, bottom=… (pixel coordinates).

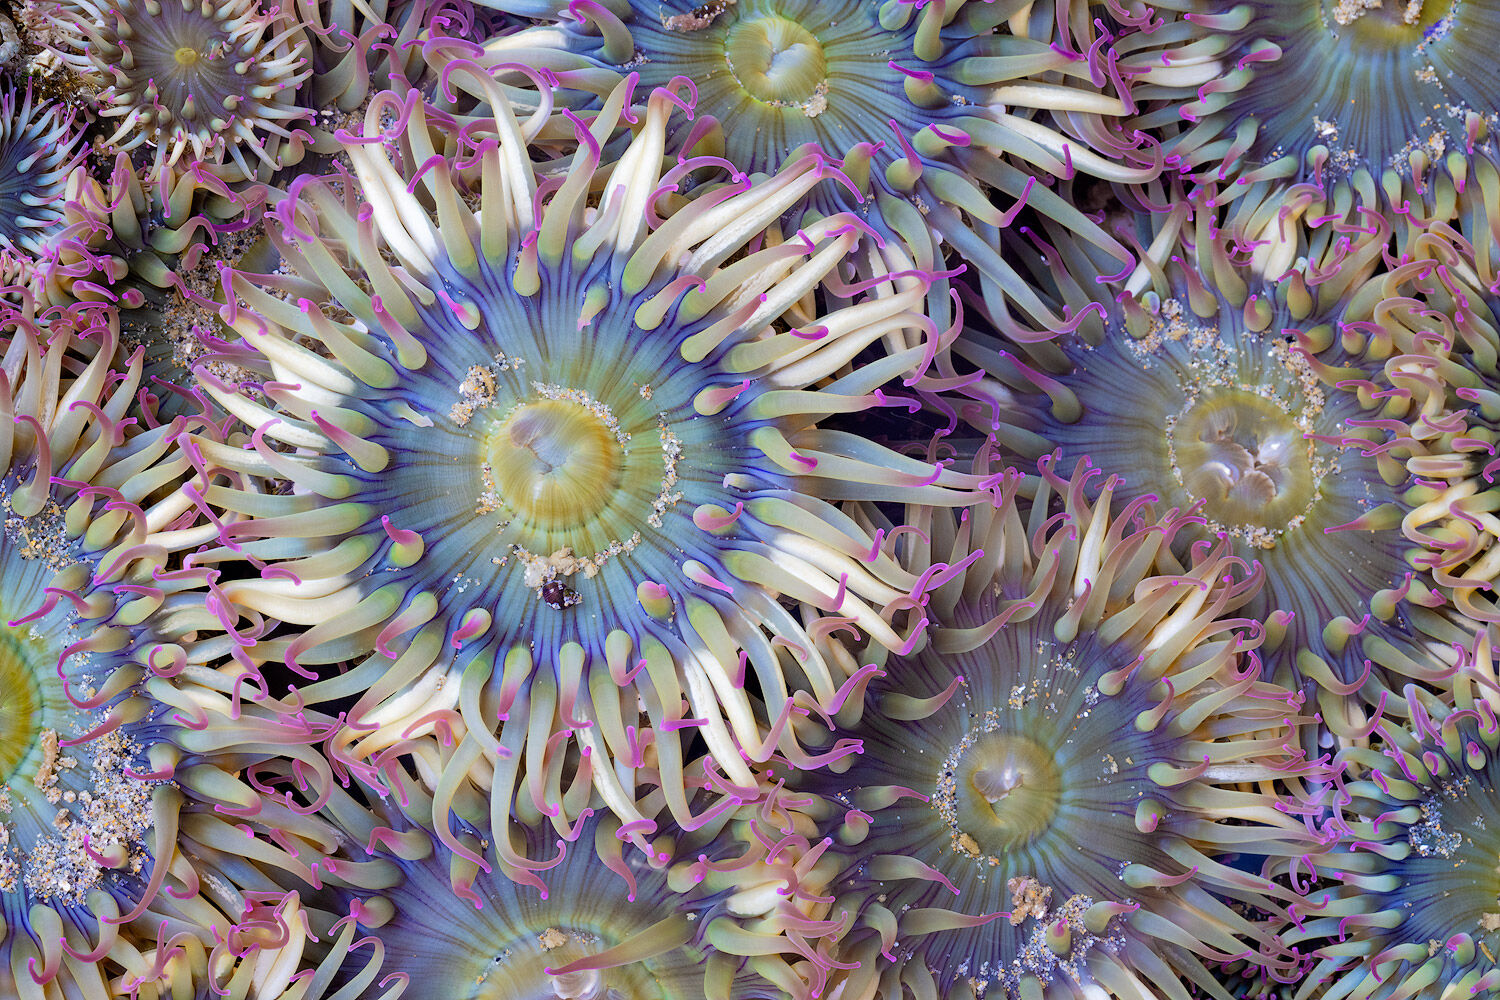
left=0, top=0, right=1495, bottom=998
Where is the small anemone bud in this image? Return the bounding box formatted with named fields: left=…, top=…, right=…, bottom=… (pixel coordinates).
left=40, top=0, right=312, bottom=179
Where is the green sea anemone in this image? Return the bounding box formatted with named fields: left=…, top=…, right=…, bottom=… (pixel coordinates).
left=946, top=196, right=1479, bottom=734
left=780, top=454, right=1319, bottom=1000
left=186, top=71, right=996, bottom=874
left=0, top=85, right=85, bottom=288
left=454, top=0, right=1147, bottom=328
left=1287, top=656, right=1500, bottom=1000
left=328, top=811, right=769, bottom=1000
left=1118, top=0, right=1500, bottom=247
left=0, top=292, right=281, bottom=998
left=163, top=742, right=831, bottom=1000
left=41, top=0, right=314, bottom=181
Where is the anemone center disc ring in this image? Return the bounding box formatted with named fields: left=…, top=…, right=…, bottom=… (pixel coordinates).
left=0, top=628, right=42, bottom=779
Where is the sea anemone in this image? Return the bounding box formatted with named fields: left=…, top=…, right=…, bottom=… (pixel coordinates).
left=40, top=154, right=270, bottom=421
left=0, top=292, right=276, bottom=997
left=0, top=84, right=85, bottom=286
left=103, top=697, right=415, bottom=999
left=186, top=71, right=996, bottom=872
left=1287, top=649, right=1500, bottom=1000
left=40, top=0, right=314, bottom=181
left=780, top=455, right=1319, bottom=1000
left=460, top=0, right=1150, bottom=318
left=946, top=198, right=1476, bottom=734
left=328, top=811, right=768, bottom=1000
left=1116, top=0, right=1500, bottom=244
left=188, top=743, right=799, bottom=1000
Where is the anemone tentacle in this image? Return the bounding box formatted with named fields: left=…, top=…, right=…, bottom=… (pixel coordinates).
left=777, top=454, right=1321, bottom=1000
left=290, top=0, right=462, bottom=115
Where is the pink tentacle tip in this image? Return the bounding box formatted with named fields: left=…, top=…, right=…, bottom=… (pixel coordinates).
left=684, top=562, right=736, bottom=595
left=896, top=618, right=930, bottom=656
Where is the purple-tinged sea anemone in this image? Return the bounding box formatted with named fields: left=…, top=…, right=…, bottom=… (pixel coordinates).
left=43, top=154, right=271, bottom=421
left=322, top=812, right=773, bottom=1000
left=188, top=73, right=997, bottom=870
left=1116, top=0, right=1499, bottom=239
left=1286, top=654, right=1500, bottom=1000
left=97, top=703, right=419, bottom=999
left=0, top=85, right=85, bottom=287
left=0, top=292, right=288, bottom=998
left=781, top=456, right=1319, bottom=1000
left=40, top=0, right=314, bottom=181
left=946, top=201, right=1479, bottom=735
left=185, top=751, right=805, bottom=1000
left=460, top=0, right=1150, bottom=320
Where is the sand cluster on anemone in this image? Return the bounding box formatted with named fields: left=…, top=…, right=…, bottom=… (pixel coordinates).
left=0, top=1, right=1494, bottom=998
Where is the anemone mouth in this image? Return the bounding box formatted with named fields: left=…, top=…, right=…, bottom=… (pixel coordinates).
left=938, top=722, right=1062, bottom=858
left=355, top=819, right=719, bottom=1000
left=364, top=288, right=737, bottom=611
left=1166, top=384, right=1322, bottom=545
left=1051, top=312, right=1335, bottom=552
left=818, top=627, right=1180, bottom=942
left=466, top=926, right=663, bottom=1000
left=723, top=14, right=829, bottom=110
left=482, top=397, right=626, bottom=529
left=610, top=0, right=976, bottom=175
left=471, top=381, right=660, bottom=551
